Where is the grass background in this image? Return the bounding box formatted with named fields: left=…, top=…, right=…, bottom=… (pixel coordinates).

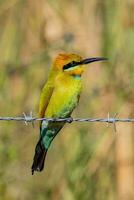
left=0, top=0, right=134, bottom=199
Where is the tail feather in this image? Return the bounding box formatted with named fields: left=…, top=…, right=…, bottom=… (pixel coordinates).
left=31, top=139, right=47, bottom=175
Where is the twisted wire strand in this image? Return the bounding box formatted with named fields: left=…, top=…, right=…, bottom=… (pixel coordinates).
left=0, top=116, right=134, bottom=123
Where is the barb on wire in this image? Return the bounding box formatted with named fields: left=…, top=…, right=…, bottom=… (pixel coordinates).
left=106, top=112, right=118, bottom=132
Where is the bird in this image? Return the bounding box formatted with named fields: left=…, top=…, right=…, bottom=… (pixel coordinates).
left=31, top=53, right=107, bottom=174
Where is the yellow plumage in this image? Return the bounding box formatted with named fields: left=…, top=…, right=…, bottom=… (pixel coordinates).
left=39, top=53, right=82, bottom=119
left=44, top=73, right=82, bottom=117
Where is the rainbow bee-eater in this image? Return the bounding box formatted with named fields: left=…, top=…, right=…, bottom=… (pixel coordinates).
left=31, top=53, right=107, bottom=174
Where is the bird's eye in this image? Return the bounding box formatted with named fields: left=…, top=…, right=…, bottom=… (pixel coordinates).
left=71, top=61, right=76, bottom=65
left=63, top=61, right=78, bottom=70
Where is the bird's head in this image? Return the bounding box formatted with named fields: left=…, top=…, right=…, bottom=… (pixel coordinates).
left=53, top=53, right=107, bottom=76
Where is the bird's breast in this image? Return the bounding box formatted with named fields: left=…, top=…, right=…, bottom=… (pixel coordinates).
left=45, top=75, right=82, bottom=118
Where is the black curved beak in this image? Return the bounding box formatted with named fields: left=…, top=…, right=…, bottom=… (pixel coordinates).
left=78, top=57, right=108, bottom=65
left=63, top=57, right=108, bottom=71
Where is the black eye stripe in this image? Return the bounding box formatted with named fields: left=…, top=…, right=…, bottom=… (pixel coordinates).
left=63, top=61, right=80, bottom=70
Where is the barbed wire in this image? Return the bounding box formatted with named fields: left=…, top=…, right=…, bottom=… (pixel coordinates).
left=0, top=112, right=134, bottom=132
left=0, top=114, right=134, bottom=123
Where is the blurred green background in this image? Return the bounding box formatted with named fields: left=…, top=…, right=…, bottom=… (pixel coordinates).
left=0, top=0, right=134, bottom=199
